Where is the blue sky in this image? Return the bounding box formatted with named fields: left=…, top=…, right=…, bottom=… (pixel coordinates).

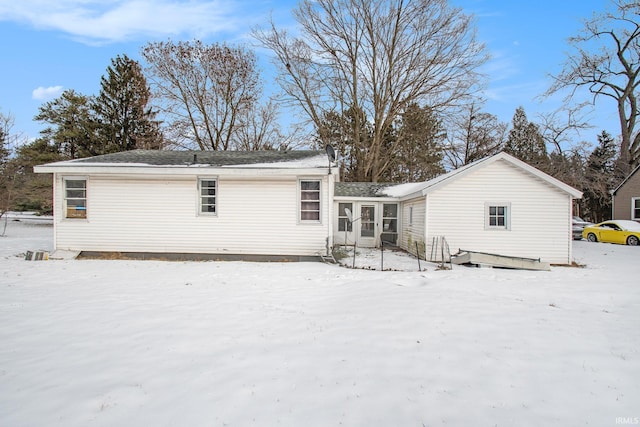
left=0, top=0, right=615, bottom=149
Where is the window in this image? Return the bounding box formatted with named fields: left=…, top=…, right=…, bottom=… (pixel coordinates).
left=409, top=206, right=414, bottom=226
left=64, top=178, right=87, bottom=219
left=486, top=203, right=510, bottom=230
left=300, top=180, right=321, bottom=222
left=489, top=206, right=506, bottom=227
left=199, top=178, right=217, bottom=215
left=382, top=203, right=398, bottom=243
left=633, top=198, right=640, bottom=220
left=338, top=203, right=352, bottom=232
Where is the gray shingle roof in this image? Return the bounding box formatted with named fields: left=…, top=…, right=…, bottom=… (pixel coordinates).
left=334, top=182, right=395, bottom=198
left=68, top=149, right=324, bottom=166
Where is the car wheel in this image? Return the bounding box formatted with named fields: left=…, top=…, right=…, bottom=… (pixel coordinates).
left=627, top=235, right=639, bottom=246
left=587, top=233, right=597, bottom=242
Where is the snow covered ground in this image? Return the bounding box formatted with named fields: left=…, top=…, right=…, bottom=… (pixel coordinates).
left=1, top=218, right=639, bottom=426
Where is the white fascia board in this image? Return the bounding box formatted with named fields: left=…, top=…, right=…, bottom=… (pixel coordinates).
left=496, top=154, right=583, bottom=199
left=416, top=152, right=583, bottom=199
left=398, top=190, right=427, bottom=202
left=333, top=196, right=399, bottom=202
left=34, top=164, right=331, bottom=177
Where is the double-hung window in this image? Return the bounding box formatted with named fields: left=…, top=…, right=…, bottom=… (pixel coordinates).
left=199, top=178, right=217, bottom=215
left=64, top=178, right=87, bottom=219
left=300, top=180, right=321, bottom=222
left=633, top=197, right=640, bottom=221
left=486, top=203, right=510, bottom=230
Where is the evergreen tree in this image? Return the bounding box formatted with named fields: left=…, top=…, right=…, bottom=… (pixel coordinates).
left=317, top=106, right=372, bottom=182
left=9, top=139, right=64, bottom=214
left=504, top=107, right=548, bottom=169
left=94, top=54, right=162, bottom=153
left=582, top=130, right=618, bottom=222
left=384, top=103, right=445, bottom=182
left=34, top=90, right=98, bottom=159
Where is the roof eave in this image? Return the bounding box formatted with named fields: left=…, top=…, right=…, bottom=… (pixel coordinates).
left=415, top=152, right=582, bottom=199
left=333, top=195, right=400, bottom=202
left=612, top=163, right=640, bottom=195
left=34, top=164, right=331, bottom=176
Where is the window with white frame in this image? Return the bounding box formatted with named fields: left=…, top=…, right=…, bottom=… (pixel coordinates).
left=64, top=178, right=87, bottom=219
left=486, top=203, right=510, bottom=230
left=382, top=203, right=398, bottom=243
left=199, top=178, right=217, bottom=215
left=338, top=202, right=352, bottom=231
left=300, top=179, right=321, bottom=222
left=633, top=198, right=640, bottom=220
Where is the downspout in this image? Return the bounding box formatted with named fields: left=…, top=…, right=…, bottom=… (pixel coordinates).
left=610, top=189, right=615, bottom=220
left=424, top=193, right=429, bottom=259
left=568, top=194, right=572, bottom=265
left=53, top=173, right=58, bottom=252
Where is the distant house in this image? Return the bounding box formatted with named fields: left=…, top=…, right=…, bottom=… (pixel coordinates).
left=36, top=150, right=582, bottom=265
left=611, top=164, right=640, bottom=222
left=334, top=152, right=582, bottom=265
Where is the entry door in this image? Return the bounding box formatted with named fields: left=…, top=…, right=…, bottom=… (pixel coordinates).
left=359, top=205, right=377, bottom=247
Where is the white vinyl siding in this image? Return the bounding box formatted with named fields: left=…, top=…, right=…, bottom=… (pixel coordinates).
left=401, top=197, right=425, bottom=251
left=424, top=159, right=571, bottom=264
left=53, top=174, right=330, bottom=256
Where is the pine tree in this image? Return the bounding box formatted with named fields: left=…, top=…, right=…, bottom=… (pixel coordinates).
left=582, top=130, right=618, bottom=222
left=94, top=54, right=162, bottom=153
left=34, top=90, right=98, bottom=159
left=504, top=107, right=548, bottom=169
left=384, top=103, right=445, bottom=182
left=318, top=106, right=372, bottom=182
left=10, top=139, right=63, bottom=214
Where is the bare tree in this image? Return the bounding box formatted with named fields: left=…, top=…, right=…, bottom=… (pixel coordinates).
left=546, top=0, right=640, bottom=172
left=232, top=98, right=297, bottom=151
left=443, top=102, right=506, bottom=169
left=0, top=112, right=27, bottom=235
left=254, top=0, right=488, bottom=181
left=537, top=107, right=593, bottom=154
left=0, top=111, right=15, bottom=234
left=141, top=40, right=261, bottom=150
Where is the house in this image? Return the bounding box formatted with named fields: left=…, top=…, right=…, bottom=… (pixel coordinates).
left=35, top=150, right=582, bottom=265
left=611, top=164, right=640, bottom=222
left=333, top=152, right=582, bottom=265
left=34, top=150, right=339, bottom=261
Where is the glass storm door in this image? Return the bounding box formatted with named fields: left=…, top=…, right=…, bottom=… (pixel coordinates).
left=359, top=205, right=376, bottom=247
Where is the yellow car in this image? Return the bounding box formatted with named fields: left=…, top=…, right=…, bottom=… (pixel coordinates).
left=582, top=220, right=640, bottom=246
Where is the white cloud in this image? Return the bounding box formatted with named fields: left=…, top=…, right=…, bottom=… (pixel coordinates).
left=32, top=85, right=64, bottom=100
left=0, top=0, right=245, bottom=44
